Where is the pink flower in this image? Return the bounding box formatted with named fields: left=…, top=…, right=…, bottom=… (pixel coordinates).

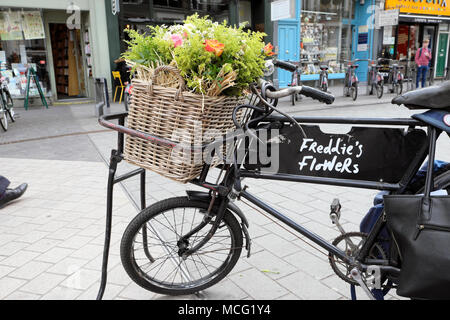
left=170, top=34, right=183, bottom=48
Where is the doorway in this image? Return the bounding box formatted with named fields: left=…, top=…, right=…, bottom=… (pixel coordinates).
left=49, top=23, right=86, bottom=100
left=435, top=24, right=450, bottom=78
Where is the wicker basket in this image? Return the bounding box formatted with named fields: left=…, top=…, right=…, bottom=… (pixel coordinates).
left=124, top=65, right=246, bottom=183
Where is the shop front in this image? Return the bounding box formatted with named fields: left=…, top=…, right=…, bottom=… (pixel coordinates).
left=0, top=0, right=114, bottom=103
left=277, top=0, right=355, bottom=88
left=384, top=0, right=450, bottom=80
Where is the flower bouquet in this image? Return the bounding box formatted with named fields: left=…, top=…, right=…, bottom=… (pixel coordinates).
left=123, top=14, right=275, bottom=97
left=121, top=14, right=276, bottom=183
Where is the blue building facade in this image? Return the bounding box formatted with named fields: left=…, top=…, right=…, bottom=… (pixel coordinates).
left=276, top=0, right=378, bottom=87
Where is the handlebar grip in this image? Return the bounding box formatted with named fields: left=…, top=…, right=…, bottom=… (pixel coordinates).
left=273, top=59, right=297, bottom=72
left=301, top=86, right=335, bottom=105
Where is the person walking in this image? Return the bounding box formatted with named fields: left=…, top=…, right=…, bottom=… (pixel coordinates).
left=0, top=175, right=27, bottom=208
left=415, top=39, right=432, bottom=89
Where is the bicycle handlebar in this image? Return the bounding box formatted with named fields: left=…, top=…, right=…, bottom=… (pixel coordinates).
left=272, top=59, right=297, bottom=72
left=259, top=80, right=334, bottom=105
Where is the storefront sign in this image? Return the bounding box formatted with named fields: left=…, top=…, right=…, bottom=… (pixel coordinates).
left=358, top=28, right=369, bottom=52
left=22, top=11, right=45, bottom=40
left=378, top=9, right=399, bottom=27
left=400, top=15, right=448, bottom=23
left=271, top=0, right=295, bottom=21
left=383, top=26, right=396, bottom=45
left=385, top=0, right=450, bottom=17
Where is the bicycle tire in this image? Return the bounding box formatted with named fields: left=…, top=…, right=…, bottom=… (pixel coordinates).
left=351, top=84, right=358, bottom=101
left=343, top=85, right=349, bottom=97
left=0, top=104, right=7, bottom=131
left=4, top=90, right=15, bottom=122
left=120, top=197, right=243, bottom=296
left=291, top=93, right=295, bottom=106
left=376, top=82, right=384, bottom=99
left=398, top=81, right=403, bottom=95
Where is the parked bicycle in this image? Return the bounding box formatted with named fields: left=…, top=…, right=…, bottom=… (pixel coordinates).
left=387, top=60, right=405, bottom=95
left=273, top=59, right=301, bottom=106
left=343, top=59, right=360, bottom=101
left=97, top=60, right=450, bottom=301
left=367, top=59, right=384, bottom=99
left=0, top=76, right=15, bottom=131
left=318, top=62, right=330, bottom=93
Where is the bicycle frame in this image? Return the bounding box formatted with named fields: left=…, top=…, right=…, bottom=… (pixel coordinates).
left=185, top=115, right=438, bottom=278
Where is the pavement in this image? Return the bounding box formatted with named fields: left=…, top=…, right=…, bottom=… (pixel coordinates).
left=0, top=86, right=449, bottom=300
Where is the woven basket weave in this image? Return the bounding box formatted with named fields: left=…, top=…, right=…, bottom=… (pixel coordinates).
left=124, top=65, right=245, bottom=183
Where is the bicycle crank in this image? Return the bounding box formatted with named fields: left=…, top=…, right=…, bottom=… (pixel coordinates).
left=328, top=232, right=387, bottom=286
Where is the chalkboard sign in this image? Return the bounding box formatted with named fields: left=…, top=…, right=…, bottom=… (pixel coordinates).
left=244, top=125, right=428, bottom=184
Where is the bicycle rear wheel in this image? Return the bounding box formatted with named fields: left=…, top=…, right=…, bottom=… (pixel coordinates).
left=120, top=197, right=243, bottom=296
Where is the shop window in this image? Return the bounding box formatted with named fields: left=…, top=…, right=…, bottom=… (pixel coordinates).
left=300, top=0, right=353, bottom=75
left=239, top=0, right=252, bottom=28
left=120, top=0, right=230, bottom=52
left=0, top=9, right=50, bottom=98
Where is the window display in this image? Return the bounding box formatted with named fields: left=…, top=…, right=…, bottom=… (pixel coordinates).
left=0, top=8, right=50, bottom=98
left=300, top=0, right=352, bottom=76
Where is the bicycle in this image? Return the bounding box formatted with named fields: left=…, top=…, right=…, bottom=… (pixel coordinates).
left=343, top=59, right=360, bottom=101
left=388, top=60, right=405, bottom=95
left=273, top=59, right=301, bottom=106
left=318, top=62, right=330, bottom=93
left=367, top=59, right=384, bottom=99
left=0, top=76, right=15, bottom=131
left=97, top=60, right=450, bottom=300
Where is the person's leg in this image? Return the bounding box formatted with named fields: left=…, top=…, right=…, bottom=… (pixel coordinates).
left=0, top=175, right=11, bottom=198
left=416, top=66, right=422, bottom=89
left=422, top=66, right=429, bottom=88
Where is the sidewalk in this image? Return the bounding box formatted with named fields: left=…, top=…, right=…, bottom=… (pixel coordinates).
left=0, top=95, right=447, bottom=300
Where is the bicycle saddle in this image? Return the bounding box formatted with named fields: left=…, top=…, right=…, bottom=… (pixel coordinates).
left=320, top=65, right=329, bottom=70
left=392, top=81, right=450, bottom=110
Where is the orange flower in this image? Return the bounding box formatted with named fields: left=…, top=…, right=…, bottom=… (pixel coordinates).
left=264, top=42, right=276, bottom=56
left=204, top=39, right=225, bottom=57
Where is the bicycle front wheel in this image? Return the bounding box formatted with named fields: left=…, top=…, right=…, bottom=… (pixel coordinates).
left=376, top=82, right=384, bottom=99
left=0, top=108, right=7, bottom=131
left=351, top=84, right=358, bottom=101
left=4, top=91, right=15, bottom=122
left=120, top=197, right=244, bottom=296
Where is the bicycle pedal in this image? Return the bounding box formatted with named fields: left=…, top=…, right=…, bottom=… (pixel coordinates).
left=329, top=198, right=341, bottom=222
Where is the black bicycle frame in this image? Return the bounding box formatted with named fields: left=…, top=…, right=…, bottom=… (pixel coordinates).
left=192, top=115, right=437, bottom=276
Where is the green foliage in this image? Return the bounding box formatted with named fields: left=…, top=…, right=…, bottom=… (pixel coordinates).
left=122, top=14, right=271, bottom=96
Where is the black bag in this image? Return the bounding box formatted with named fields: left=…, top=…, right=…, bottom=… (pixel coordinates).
left=384, top=154, right=450, bottom=299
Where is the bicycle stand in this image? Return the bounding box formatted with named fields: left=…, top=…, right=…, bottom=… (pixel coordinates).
left=95, top=112, right=147, bottom=300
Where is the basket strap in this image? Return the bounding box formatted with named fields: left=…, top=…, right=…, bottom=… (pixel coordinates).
left=148, top=65, right=186, bottom=101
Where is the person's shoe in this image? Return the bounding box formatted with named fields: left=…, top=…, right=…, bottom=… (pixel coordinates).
left=0, top=183, right=28, bottom=208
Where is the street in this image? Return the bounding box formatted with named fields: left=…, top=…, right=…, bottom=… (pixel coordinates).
left=0, top=90, right=449, bottom=300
